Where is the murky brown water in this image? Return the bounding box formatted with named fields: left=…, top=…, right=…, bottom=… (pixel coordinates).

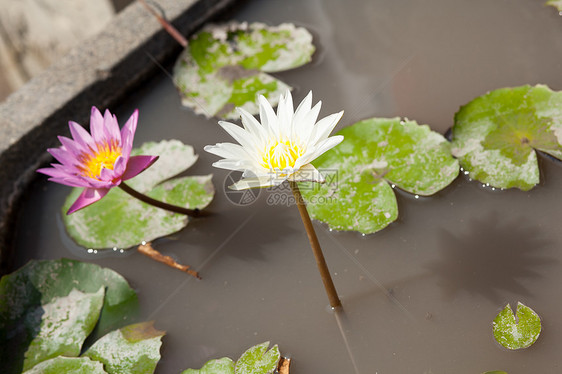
left=12, top=0, right=562, bottom=372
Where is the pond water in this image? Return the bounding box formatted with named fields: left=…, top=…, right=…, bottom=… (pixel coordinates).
left=12, top=0, right=562, bottom=372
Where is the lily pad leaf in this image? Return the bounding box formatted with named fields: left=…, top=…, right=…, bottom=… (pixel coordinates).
left=235, top=341, right=280, bottom=374
left=181, top=357, right=235, bottom=374
left=301, top=117, right=459, bottom=234
left=22, top=287, right=105, bottom=371
left=451, top=85, right=562, bottom=190
left=0, top=259, right=138, bottom=374
left=173, top=22, right=314, bottom=119
left=22, top=357, right=108, bottom=374
left=492, top=302, right=541, bottom=350
left=62, top=140, right=215, bottom=250
left=83, top=321, right=165, bottom=374
left=546, top=0, right=562, bottom=12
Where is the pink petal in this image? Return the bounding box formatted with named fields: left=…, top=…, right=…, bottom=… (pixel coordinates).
left=48, top=147, right=76, bottom=166
left=69, top=121, right=95, bottom=151
left=89, top=107, right=105, bottom=143
left=57, top=136, right=83, bottom=158
left=104, top=109, right=121, bottom=143
left=113, top=155, right=127, bottom=177
left=67, top=187, right=110, bottom=214
left=99, top=167, right=116, bottom=182
left=121, top=155, right=158, bottom=181
left=120, top=109, right=138, bottom=157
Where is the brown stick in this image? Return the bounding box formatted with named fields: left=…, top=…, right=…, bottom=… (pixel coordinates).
left=138, top=242, right=200, bottom=279
left=119, top=182, right=204, bottom=217
left=289, top=181, right=342, bottom=308
left=277, top=356, right=291, bottom=374
left=137, top=0, right=188, bottom=47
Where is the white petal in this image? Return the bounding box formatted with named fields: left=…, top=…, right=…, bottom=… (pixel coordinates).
left=297, top=101, right=322, bottom=141
left=237, top=107, right=267, bottom=144
left=288, top=164, right=325, bottom=183
left=277, top=90, right=294, bottom=134
left=218, top=121, right=259, bottom=151
left=309, top=135, right=344, bottom=160
left=212, top=159, right=254, bottom=171
left=204, top=143, right=253, bottom=161
left=293, top=91, right=313, bottom=125
left=229, top=176, right=282, bottom=190
left=259, top=95, right=279, bottom=137
left=309, top=111, right=344, bottom=144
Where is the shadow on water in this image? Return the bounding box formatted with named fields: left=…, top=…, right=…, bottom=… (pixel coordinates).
left=425, top=212, right=555, bottom=303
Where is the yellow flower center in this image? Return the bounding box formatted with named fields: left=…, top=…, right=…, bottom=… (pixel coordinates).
left=78, top=140, right=122, bottom=179
left=261, top=139, right=305, bottom=171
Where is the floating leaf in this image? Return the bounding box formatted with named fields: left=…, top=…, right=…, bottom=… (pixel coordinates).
left=546, top=0, right=562, bottom=11
left=62, top=140, right=214, bottom=249
left=451, top=85, right=562, bottom=190
left=0, top=259, right=138, bottom=374
left=181, top=357, right=235, bottom=374
left=83, top=321, right=165, bottom=374
left=23, top=287, right=104, bottom=371
left=173, top=22, right=314, bottom=119
left=300, top=117, right=459, bottom=233
left=235, top=342, right=280, bottom=374
left=22, top=357, right=108, bottom=374
left=492, top=302, right=541, bottom=350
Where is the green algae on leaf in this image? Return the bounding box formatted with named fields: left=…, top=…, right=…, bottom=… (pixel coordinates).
left=181, top=342, right=280, bottom=374
left=63, top=140, right=214, bottom=249
left=83, top=321, right=165, bottom=374
left=0, top=259, right=137, bottom=374
left=451, top=85, right=562, bottom=190
left=493, top=302, right=541, bottom=350
left=300, top=117, right=459, bottom=234
left=22, top=357, right=108, bottom=374
left=22, top=287, right=105, bottom=371
left=181, top=357, right=235, bottom=374
left=173, top=22, right=314, bottom=120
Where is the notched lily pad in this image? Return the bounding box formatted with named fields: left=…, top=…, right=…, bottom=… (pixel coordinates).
left=63, top=140, right=215, bottom=250
left=492, top=302, right=541, bottom=350
left=83, top=321, right=165, bottom=374
left=0, top=259, right=137, bottom=374
left=22, top=356, right=108, bottom=374
left=181, top=357, right=235, bottom=374
left=451, top=85, right=562, bottom=190
left=235, top=341, right=280, bottom=374
left=301, top=117, right=459, bottom=234
left=173, top=22, right=314, bottom=119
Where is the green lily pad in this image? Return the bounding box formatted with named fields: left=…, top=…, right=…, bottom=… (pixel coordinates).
left=0, top=259, right=137, bottom=374
left=173, top=22, right=314, bottom=119
left=22, top=357, right=108, bottom=374
left=235, top=342, right=280, bottom=374
left=23, top=287, right=105, bottom=371
left=181, top=357, right=235, bottom=374
left=62, top=140, right=215, bottom=249
left=300, top=117, right=459, bottom=234
left=546, top=0, right=562, bottom=11
left=492, top=302, right=541, bottom=350
left=83, top=321, right=165, bottom=374
left=451, top=85, right=562, bottom=190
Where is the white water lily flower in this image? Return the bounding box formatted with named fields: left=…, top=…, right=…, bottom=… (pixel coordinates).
left=205, top=91, right=344, bottom=190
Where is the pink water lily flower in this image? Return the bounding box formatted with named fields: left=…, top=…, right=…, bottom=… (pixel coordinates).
left=38, top=107, right=158, bottom=214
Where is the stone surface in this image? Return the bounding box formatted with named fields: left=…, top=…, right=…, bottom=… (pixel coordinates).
left=0, top=0, right=239, bottom=274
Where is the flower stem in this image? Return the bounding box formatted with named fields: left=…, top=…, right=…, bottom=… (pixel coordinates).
left=289, top=181, right=342, bottom=308
left=137, top=0, right=188, bottom=47
left=119, top=182, right=202, bottom=217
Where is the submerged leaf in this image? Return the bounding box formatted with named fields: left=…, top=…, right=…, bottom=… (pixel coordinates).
left=62, top=140, right=214, bottom=249
left=0, top=259, right=137, bottom=374
left=492, top=302, right=541, bottom=350
left=301, top=118, right=459, bottom=233
left=546, top=0, right=562, bottom=11
left=83, top=321, right=165, bottom=374
left=22, top=357, right=108, bottom=374
left=235, top=341, right=280, bottom=374
left=451, top=85, right=562, bottom=190
left=173, top=22, right=314, bottom=119
left=181, top=357, right=235, bottom=374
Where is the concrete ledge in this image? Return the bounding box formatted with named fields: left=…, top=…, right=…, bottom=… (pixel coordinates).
left=0, top=0, right=240, bottom=274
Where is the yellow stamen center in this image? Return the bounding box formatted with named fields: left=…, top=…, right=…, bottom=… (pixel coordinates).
left=78, top=140, right=122, bottom=179
left=261, top=139, right=305, bottom=171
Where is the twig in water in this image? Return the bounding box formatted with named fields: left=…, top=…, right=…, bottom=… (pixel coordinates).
left=138, top=242, right=200, bottom=279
